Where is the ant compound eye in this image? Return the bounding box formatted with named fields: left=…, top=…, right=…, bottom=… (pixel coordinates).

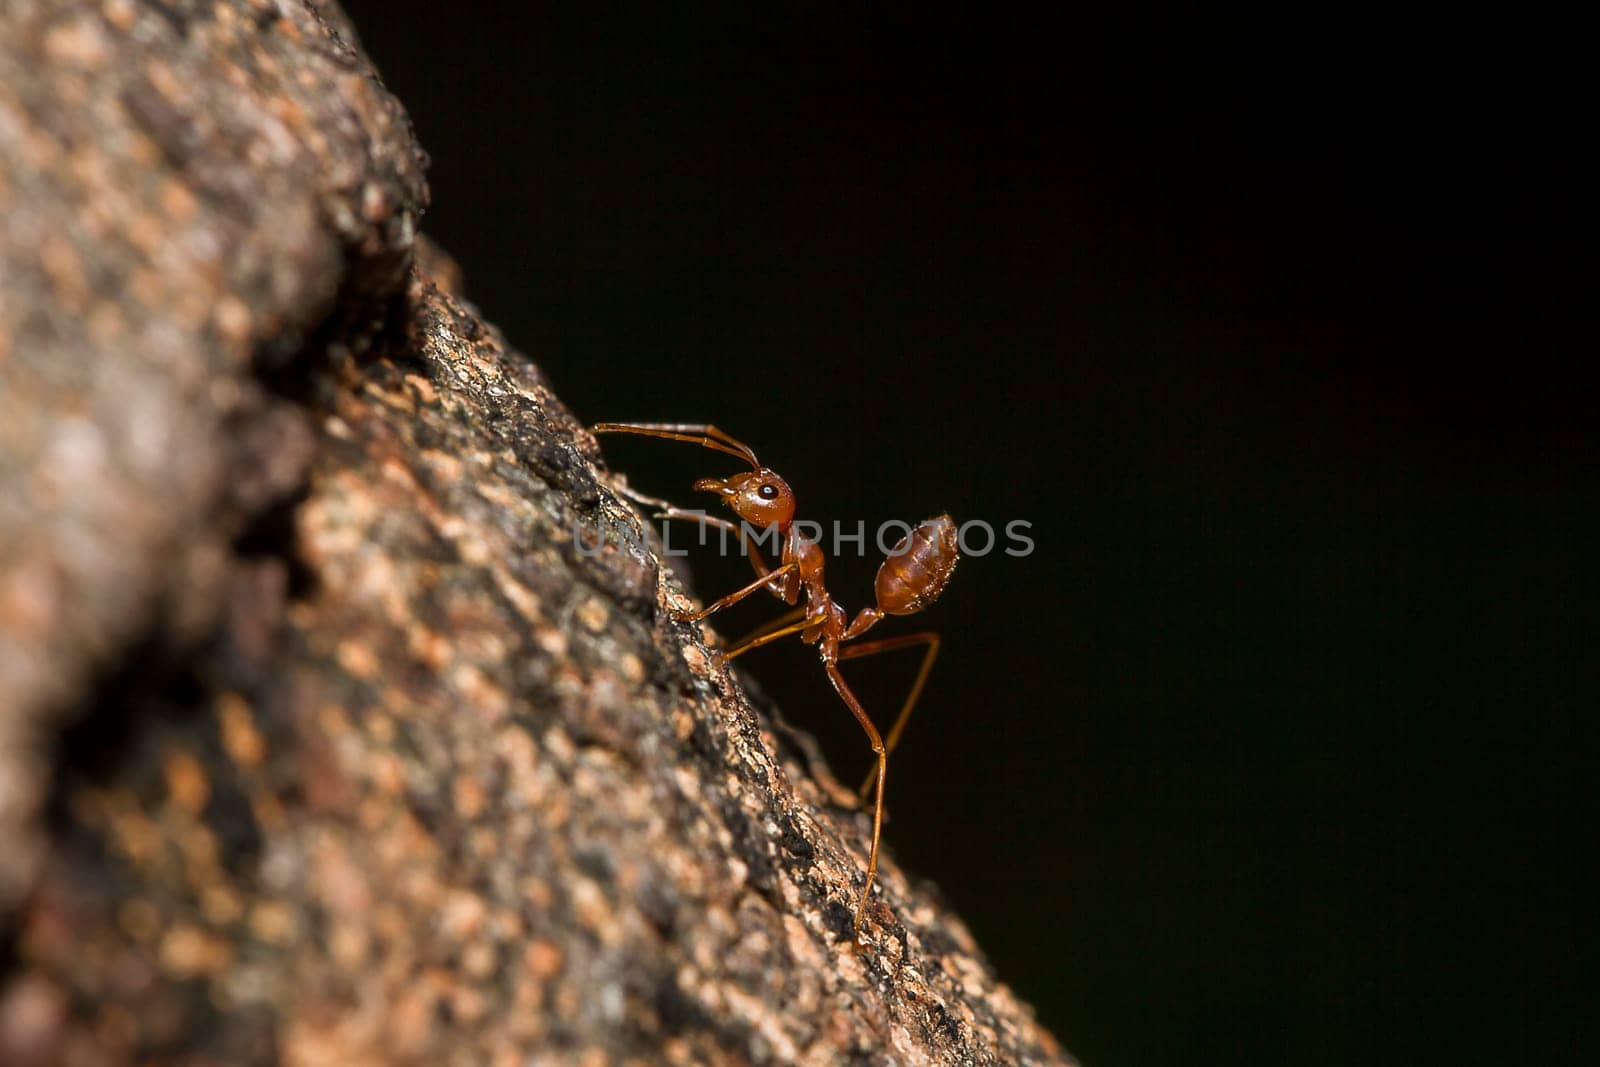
left=758, top=484, right=778, bottom=499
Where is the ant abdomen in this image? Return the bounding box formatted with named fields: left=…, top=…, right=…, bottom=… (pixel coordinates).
left=876, top=515, right=959, bottom=616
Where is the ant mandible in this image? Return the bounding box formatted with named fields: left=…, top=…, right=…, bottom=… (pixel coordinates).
left=592, top=422, right=959, bottom=939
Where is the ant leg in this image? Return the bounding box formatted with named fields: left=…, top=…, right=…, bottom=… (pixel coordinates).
left=613, top=483, right=781, bottom=589
left=593, top=422, right=761, bottom=469
left=611, top=480, right=682, bottom=515
left=824, top=662, right=888, bottom=940
left=612, top=480, right=784, bottom=588
left=838, top=632, right=940, bottom=798
left=680, top=562, right=797, bottom=622
left=725, top=608, right=813, bottom=660
left=654, top=511, right=777, bottom=582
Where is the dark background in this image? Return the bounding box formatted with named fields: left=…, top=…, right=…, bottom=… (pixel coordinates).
left=340, top=8, right=1593, bottom=1064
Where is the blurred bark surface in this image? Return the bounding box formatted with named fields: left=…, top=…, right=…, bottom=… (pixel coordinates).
left=0, top=2, right=1071, bottom=1064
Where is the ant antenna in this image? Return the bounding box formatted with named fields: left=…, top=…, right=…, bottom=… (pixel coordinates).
left=593, top=422, right=761, bottom=470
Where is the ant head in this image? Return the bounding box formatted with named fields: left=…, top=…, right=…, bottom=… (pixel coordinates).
left=694, top=468, right=795, bottom=528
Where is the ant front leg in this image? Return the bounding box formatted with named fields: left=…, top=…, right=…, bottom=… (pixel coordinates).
left=661, top=512, right=779, bottom=585
left=675, top=561, right=798, bottom=623
left=612, top=481, right=782, bottom=588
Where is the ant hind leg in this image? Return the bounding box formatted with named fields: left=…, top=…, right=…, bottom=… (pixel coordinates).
left=823, top=662, right=888, bottom=941
left=836, top=632, right=940, bottom=798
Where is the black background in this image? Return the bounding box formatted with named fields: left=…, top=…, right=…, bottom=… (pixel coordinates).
left=340, top=7, right=1593, bottom=1064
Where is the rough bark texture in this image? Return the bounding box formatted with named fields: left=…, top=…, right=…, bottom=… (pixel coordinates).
left=0, top=3, right=1072, bottom=1064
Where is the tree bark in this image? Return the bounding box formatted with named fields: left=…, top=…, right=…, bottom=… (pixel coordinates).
left=0, top=3, right=1073, bottom=1064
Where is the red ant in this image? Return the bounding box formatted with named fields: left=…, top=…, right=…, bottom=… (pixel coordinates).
left=592, top=422, right=959, bottom=938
